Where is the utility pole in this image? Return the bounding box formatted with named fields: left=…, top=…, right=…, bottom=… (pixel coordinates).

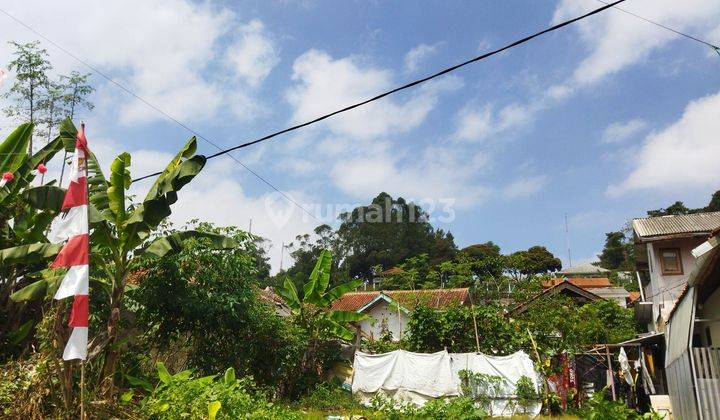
left=565, top=213, right=572, bottom=267
left=248, top=218, right=252, bottom=235
left=279, top=242, right=285, bottom=271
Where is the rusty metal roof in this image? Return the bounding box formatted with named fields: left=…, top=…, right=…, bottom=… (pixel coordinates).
left=632, top=211, right=720, bottom=240
left=331, top=288, right=470, bottom=312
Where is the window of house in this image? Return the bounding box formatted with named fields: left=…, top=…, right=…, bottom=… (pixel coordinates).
left=659, top=248, right=683, bottom=275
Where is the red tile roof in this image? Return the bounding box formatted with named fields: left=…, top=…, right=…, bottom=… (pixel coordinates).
left=381, top=267, right=405, bottom=276
left=331, top=288, right=470, bottom=312
left=543, top=277, right=613, bottom=289
left=628, top=291, right=641, bottom=303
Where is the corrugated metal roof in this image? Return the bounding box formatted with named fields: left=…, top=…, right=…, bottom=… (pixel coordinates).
left=557, top=262, right=609, bottom=275
left=331, top=288, right=469, bottom=312
left=544, top=277, right=613, bottom=289
left=632, top=211, right=720, bottom=240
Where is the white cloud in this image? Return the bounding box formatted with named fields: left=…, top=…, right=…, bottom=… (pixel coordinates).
left=0, top=1, right=276, bottom=124
left=403, top=43, right=439, bottom=73
left=330, top=145, right=489, bottom=209
left=225, top=19, right=280, bottom=88
left=168, top=159, right=317, bottom=273
left=286, top=49, right=460, bottom=140
left=502, top=176, right=548, bottom=199
left=600, top=118, right=647, bottom=144
left=609, top=91, right=720, bottom=195
left=453, top=102, right=536, bottom=142
left=553, top=0, right=720, bottom=87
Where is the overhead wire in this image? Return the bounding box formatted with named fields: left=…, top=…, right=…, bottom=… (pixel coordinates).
left=0, top=0, right=627, bottom=220
left=595, top=0, right=720, bottom=53
left=132, top=0, right=628, bottom=181
left=0, top=7, right=321, bottom=222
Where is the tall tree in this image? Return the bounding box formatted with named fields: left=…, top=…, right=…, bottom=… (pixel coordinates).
left=598, top=231, right=633, bottom=270
left=337, top=192, right=457, bottom=279
left=3, top=41, right=52, bottom=154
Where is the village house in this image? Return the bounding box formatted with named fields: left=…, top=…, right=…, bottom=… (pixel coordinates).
left=330, top=288, right=470, bottom=341
left=632, top=211, right=720, bottom=332
left=664, top=228, right=720, bottom=419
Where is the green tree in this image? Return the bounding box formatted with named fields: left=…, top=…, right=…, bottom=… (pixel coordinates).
left=506, top=246, right=561, bottom=280
left=598, top=231, right=627, bottom=270
left=337, top=192, right=456, bottom=279
left=3, top=41, right=52, bottom=154
left=132, top=224, right=299, bottom=390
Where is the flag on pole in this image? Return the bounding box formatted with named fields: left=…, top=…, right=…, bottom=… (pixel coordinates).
left=50, top=124, right=90, bottom=361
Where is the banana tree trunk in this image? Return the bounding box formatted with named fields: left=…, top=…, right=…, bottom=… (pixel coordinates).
left=100, top=270, right=126, bottom=397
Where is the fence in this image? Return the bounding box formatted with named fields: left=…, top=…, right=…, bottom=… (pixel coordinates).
left=692, top=347, right=720, bottom=420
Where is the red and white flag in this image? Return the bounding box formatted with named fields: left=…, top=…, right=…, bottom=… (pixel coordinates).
left=50, top=124, right=90, bottom=361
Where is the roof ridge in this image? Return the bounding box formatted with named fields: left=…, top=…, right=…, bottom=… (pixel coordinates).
left=633, top=210, right=720, bottom=221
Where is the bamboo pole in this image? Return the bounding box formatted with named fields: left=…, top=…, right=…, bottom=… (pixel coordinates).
left=469, top=292, right=480, bottom=353
left=80, top=360, right=85, bottom=419
left=605, top=345, right=616, bottom=401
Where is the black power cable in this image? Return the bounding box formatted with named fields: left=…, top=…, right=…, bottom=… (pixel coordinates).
left=130, top=0, right=626, bottom=182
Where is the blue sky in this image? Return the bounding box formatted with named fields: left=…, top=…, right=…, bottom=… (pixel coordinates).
left=2, top=0, right=720, bottom=271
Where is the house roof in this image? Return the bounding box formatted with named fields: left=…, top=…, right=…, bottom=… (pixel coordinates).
left=557, top=263, right=609, bottom=275
left=331, top=288, right=470, bottom=312
left=632, top=211, right=720, bottom=241
left=510, top=280, right=602, bottom=315
left=543, top=277, right=613, bottom=289
left=628, top=291, right=641, bottom=303
left=380, top=267, right=405, bottom=276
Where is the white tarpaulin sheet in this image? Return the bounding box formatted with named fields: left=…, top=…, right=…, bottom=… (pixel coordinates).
left=352, top=349, right=541, bottom=416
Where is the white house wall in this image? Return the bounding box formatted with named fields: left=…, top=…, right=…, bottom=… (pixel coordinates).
left=359, top=300, right=409, bottom=341
left=647, top=238, right=704, bottom=327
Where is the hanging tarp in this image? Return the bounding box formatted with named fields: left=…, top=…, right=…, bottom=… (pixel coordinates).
left=352, top=350, right=458, bottom=405
left=352, top=349, right=541, bottom=416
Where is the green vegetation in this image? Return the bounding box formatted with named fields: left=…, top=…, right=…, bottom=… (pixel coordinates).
left=0, top=40, right=655, bottom=419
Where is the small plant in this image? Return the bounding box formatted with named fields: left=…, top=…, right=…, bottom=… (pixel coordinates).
left=578, top=388, right=639, bottom=420
left=140, top=363, right=300, bottom=419
left=458, top=370, right=507, bottom=413
left=370, top=394, right=486, bottom=420
left=298, top=380, right=359, bottom=411
left=515, top=375, right=539, bottom=413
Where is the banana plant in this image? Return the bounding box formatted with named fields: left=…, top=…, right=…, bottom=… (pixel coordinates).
left=6, top=120, right=236, bottom=395
left=275, top=249, right=367, bottom=341
left=0, top=122, right=69, bottom=352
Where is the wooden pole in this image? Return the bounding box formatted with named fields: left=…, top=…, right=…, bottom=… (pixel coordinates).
left=605, top=344, right=616, bottom=401
left=80, top=360, right=85, bottom=419
left=469, top=293, right=481, bottom=353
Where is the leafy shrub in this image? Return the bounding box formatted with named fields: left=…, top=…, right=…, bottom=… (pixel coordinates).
left=140, top=363, right=300, bottom=419
left=370, top=394, right=486, bottom=419
left=298, top=380, right=359, bottom=410
left=515, top=375, right=539, bottom=413
left=577, top=389, right=640, bottom=420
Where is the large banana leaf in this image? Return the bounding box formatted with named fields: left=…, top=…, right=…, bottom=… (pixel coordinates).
left=324, top=279, right=365, bottom=304
left=107, top=152, right=131, bottom=226
left=9, top=273, right=65, bottom=302
left=123, top=137, right=205, bottom=253
left=275, top=277, right=301, bottom=311
left=0, top=133, right=64, bottom=204
left=320, top=319, right=355, bottom=341
left=325, top=310, right=368, bottom=323
left=303, top=249, right=331, bottom=302
left=139, top=230, right=237, bottom=258
left=0, top=242, right=62, bottom=265
left=0, top=122, right=32, bottom=173
left=23, top=185, right=65, bottom=211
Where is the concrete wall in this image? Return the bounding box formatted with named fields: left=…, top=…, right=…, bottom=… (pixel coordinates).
left=647, top=238, right=704, bottom=328
left=358, top=300, right=409, bottom=341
